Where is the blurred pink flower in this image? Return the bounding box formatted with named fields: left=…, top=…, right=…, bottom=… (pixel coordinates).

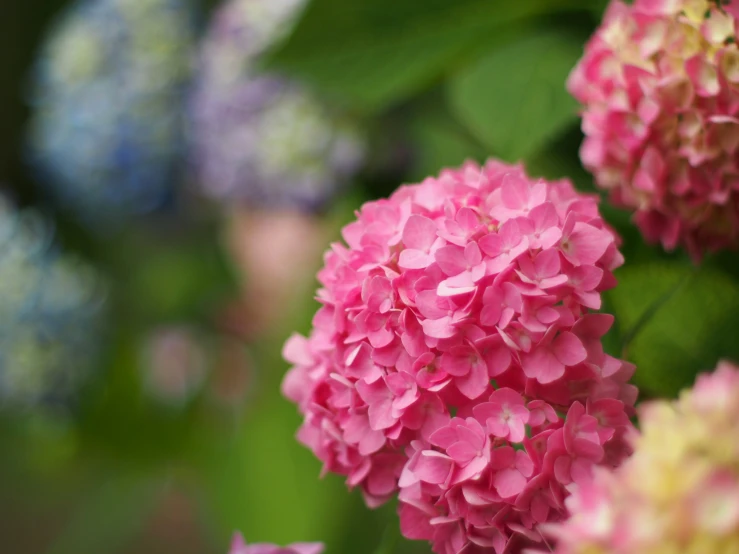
left=141, top=326, right=207, bottom=406
left=225, top=208, right=327, bottom=335
left=282, top=160, right=637, bottom=554
left=569, top=0, right=739, bottom=259
left=228, top=532, right=324, bottom=554
left=546, top=360, right=739, bottom=553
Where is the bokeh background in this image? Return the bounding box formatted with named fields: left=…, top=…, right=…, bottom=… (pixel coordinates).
left=4, top=1, right=739, bottom=553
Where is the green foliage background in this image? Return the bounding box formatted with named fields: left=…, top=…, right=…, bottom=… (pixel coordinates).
left=2, top=0, right=737, bottom=553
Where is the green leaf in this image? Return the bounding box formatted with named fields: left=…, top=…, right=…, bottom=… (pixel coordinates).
left=408, top=109, right=486, bottom=180
left=607, top=262, right=739, bottom=397
left=268, top=0, right=585, bottom=110
left=448, top=30, right=583, bottom=162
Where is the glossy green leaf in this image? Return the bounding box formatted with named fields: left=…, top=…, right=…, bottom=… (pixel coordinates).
left=448, top=30, right=582, bottom=162
left=408, top=110, right=486, bottom=180
left=268, top=0, right=584, bottom=110
left=607, top=262, right=739, bottom=397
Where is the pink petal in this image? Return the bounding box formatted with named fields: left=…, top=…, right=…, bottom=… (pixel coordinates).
left=501, top=174, right=530, bottom=210
left=522, top=347, right=565, bottom=384
left=508, top=419, right=526, bottom=443
left=359, top=428, right=386, bottom=455
left=230, top=532, right=247, bottom=553
left=421, top=317, right=456, bottom=339
left=457, top=418, right=486, bottom=448
left=403, top=215, right=438, bottom=250
left=562, top=222, right=612, bottom=266
left=456, top=359, right=490, bottom=399
left=447, top=442, right=478, bottom=465
left=368, top=400, right=396, bottom=430
left=472, top=402, right=499, bottom=426
left=454, top=455, right=489, bottom=483
left=399, top=503, right=435, bottom=540
left=552, top=331, right=587, bottom=366
left=533, top=248, right=561, bottom=278
left=494, top=468, right=527, bottom=498
left=430, top=425, right=460, bottom=449
left=440, top=347, right=474, bottom=377
left=435, top=245, right=467, bottom=276
left=398, top=249, right=435, bottom=270
left=414, top=451, right=454, bottom=484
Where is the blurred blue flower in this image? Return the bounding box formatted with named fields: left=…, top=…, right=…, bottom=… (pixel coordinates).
left=26, top=0, right=196, bottom=223
left=0, top=196, right=106, bottom=408
left=188, top=0, right=365, bottom=213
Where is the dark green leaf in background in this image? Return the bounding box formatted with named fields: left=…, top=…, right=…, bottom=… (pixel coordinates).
left=448, top=30, right=583, bottom=163
left=607, top=262, right=739, bottom=397
left=268, top=0, right=586, bottom=111
left=45, top=474, right=161, bottom=554
left=407, top=108, right=486, bottom=180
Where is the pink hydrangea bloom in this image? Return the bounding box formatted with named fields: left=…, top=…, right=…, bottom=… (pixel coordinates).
left=569, top=0, right=739, bottom=259
left=282, top=160, right=637, bottom=553
left=228, top=532, right=324, bottom=554
left=546, top=360, right=739, bottom=554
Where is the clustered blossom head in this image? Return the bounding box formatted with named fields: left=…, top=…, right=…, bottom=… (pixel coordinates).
left=282, top=160, right=637, bottom=554
left=549, top=360, right=739, bottom=553
left=188, top=0, right=365, bottom=212
left=228, top=532, right=324, bottom=554
left=569, top=0, right=739, bottom=259
left=27, top=0, right=194, bottom=223
left=0, top=195, right=105, bottom=408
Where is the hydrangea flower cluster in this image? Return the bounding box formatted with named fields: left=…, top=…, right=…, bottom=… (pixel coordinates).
left=283, top=160, right=637, bottom=553
left=228, top=532, right=323, bottom=554
left=0, top=195, right=105, bottom=408
left=549, top=360, right=739, bottom=553
left=27, top=0, right=194, bottom=223
left=189, top=0, right=365, bottom=212
left=569, top=0, right=739, bottom=258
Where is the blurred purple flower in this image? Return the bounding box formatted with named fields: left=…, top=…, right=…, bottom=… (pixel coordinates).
left=188, top=0, right=365, bottom=212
